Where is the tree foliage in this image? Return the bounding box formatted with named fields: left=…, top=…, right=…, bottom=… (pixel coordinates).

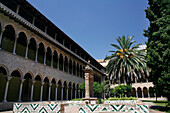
left=144, top=0, right=170, bottom=101
left=105, top=36, right=149, bottom=84
left=79, top=82, right=104, bottom=97
left=111, top=84, right=132, bottom=97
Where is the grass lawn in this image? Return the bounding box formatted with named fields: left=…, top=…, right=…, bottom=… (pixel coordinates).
left=142, top=100, right=170, bottom=113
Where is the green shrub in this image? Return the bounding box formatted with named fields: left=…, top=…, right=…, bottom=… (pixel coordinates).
left=108, top=97, right=137, bottom=100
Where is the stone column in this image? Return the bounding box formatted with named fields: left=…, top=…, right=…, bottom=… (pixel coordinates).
left=25, top=40, right=30, bottom=59
left=75, top=88, right=77, bottom=99
left=3, top=76, right=11, bottom=102
left=48, top=83, right=52, bottom=101
left=51, top=52, right=54, bottom=68
left=85, top=74, right=91, bottom=98
left=44, top=48, right=47, bottom=65
left=0, top=27, right=5, bottom=48
left=61, top=86, right=63, bottom=100
left=35, top=45, right=39, bottom=62
left=18, top=78, right=25, bottom=101
left=71, top=87, right=72, bottom=100
left=55, top=84, right=58, bottom=100
left=66, top=86, right=68, bottom=100
left=30, top=80, right=35, bottom=101
left=13, top=34, right=18, bottom=54
left=40, top=82, right=44, bottom=101
left=141, top=89, right=144, bottom=98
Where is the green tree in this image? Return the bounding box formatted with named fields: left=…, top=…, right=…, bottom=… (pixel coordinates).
left=105, top=36, right=149, bottom=84
left=144, top=0, right=170, bottom=101
left=112, top=84, right=132, bottom=97
left=79, top=82, right=104, bottom=97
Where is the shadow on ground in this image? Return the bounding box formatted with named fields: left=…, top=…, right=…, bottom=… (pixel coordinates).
left=150, top=106, right=170, bottom=112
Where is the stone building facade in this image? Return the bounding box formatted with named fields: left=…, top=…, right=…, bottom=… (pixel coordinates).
left=0, top=0, right=105, bottom=102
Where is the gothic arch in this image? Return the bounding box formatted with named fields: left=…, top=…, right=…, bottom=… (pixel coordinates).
left=7, top=70, right=21, bottom=101
left=1, top=25, right=15, bottom=53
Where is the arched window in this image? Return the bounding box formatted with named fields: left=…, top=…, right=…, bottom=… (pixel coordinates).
left=64, top=57, right=68, bottom=72
left=63, top=81, right=67, bottom=100
left=7, top=70, right=21, bottom=101
left=16, top=32, right=27, bottom=57
left=77, top=63, right=79, bottom=76
left=143, top=87, right=148, bottom=98
left=42, top=77, right=49, bottom=101
left=69, top=59, right=72, bottom=74
left=33, top=75, right=42, bottom=101
left=73, top=61, right=76, bottom=75
left=37, top=43, right=45, bottom=64
left=28, top=38, right=36, bottom=60
left=59, top=54, right=63, bottom=70
left=57, top=80, right=62, bottom=100
left=1, top=25, right=15, bottom=53
left=53, top=51, right=58, bottom=69
left=46, top=47, right=52, bottom=66
left=137, top=87, right=142, bottom=98
left=51, top=78, right=56, bottom=101
left=21, top=73, right=32, bottom=101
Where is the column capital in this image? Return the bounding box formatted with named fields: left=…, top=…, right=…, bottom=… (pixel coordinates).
left=21, top=78, right=25, bottom=83
left=32, top=80, right=36, bottom=84
left=1, top=27, right=5, bottom=32
left=41, top=82, right=45, bottom=86
left=6, top=76, right=12, bottom=81
left=27, top=40, right=30, bottom=44
left=15, top=34, right=19, bottom=39
left=49, top=83, right=52, bottom=87
left=56, top=84, right=58, bottom=87
left=44, top=48, right=47, bottom=53
left=36, top=45, right=39, bottom=49
left=51, top=52, right=54, bottom=56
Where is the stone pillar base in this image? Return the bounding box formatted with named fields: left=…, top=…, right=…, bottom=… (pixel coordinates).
left=82, top=98, right=97, bottom=104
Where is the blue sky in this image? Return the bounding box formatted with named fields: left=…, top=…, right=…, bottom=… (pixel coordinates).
left=27, top=0, right=149, bottom=59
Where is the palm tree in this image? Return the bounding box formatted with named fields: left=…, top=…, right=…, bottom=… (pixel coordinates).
left=105, top=36, right=149, bottom=84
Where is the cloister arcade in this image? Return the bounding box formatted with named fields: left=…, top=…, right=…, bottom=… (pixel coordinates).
left=0, top=17, right=105, bottom=102
left=131, top=87, right=156, bottom=98
left=0, top=24, right=85, bottom=78
left=0, top=66, right=84, bottom=102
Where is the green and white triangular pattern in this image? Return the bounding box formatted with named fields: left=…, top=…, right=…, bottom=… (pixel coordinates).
left=21, top=107, right=30, bottom=113
left=30, top=104, right=39, bottom=110
left=110, top=105, right=125, bottom=111
left=39, top=107, right=48, bottom=113
left=137, top=105, right=149, bottom=113
left=79, top=107, right=86, bottom=113
left=14, top=103, right=23, bottom=110
left=47, top=104, right=58, bottom=111
left=86, top=104, right=99, bottom=112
